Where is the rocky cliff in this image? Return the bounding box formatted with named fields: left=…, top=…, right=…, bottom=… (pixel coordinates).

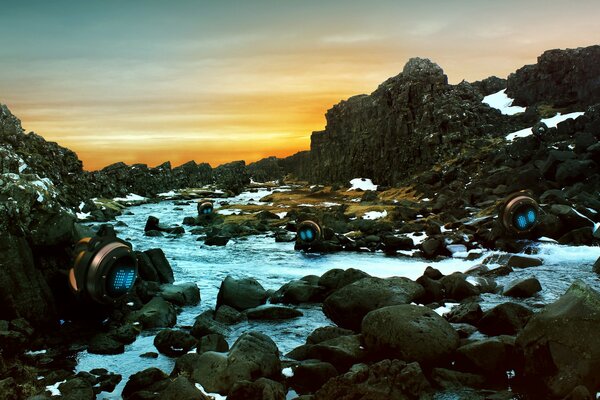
left=304, top=58, right=521, bottom=186
left=507, top=45, right=600, bottom=108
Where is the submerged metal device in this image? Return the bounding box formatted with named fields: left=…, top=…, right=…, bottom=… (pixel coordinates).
left=198, top=201, right=214, bottom=215
left=68, top=229, right=138, bottom=304
left=500, top=191, right=540, bottom=236
left=296, top=220, right=322, bottom=244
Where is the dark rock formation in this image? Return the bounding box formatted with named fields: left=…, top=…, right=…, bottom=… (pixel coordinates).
left=303, top=57, right=518, bottom=186
left=507, top=45, right=600, bottom=108
left=516, top=280, right=600, bottom=398
left=213, top=160, right=250, bottom=195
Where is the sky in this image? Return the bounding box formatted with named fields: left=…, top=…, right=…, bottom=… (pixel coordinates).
left=1, top=0, right=599, bottom=170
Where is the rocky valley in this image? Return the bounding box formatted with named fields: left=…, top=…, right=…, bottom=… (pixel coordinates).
left=1, top=45, right=600, bottom=400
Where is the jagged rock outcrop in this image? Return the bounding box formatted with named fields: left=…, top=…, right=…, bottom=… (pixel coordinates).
left=507, top=45, right=600, bottom=108
left=306, top=58, right=519, bottom=186
left=213, top=160, right=250, bottom=195
left=246, top=156, right=284, bottom=182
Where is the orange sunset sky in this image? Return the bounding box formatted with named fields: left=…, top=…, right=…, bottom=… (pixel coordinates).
left=1, top=0, right=599, bottom=170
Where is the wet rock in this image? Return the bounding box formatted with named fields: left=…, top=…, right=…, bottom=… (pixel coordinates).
left=477, top=303, right=533, bottom=336
left=318, top=268, right=371, bottom=291
left=216, top=276, right=268, bottom=311
left=430, top=368, right=487, bottom=389
left=444, top=302, right=483, bottom=325
left=214, top=305, right=246, bottom=325
left=154, top=329, right=197, bottom=357
left=159, top=283, right=201, bottom=306
left=289, top=360, right=339, bottom=394
left=197, top=333, right=229, bottom=355
left=161, top=376, right=209, bottom=400
left=503, top=277, right=542, bottom=298
left=362, top=304, right=459, bottom=367
left=58, top=377, right=95, bottom=400
left=381, top=234, right=414, bottom=253
left=455, top=336, right=516, bottom=378
left=127, top=297, right=177, bottom=329
left=205, top=235, right=230, bottom=246
left=143, top=248, right=175, bottom=284
left=270, top=279, right=328, bottom=304
left=323, top=277, right=424, bottom=331
left=88, top=333, right=125, bottom=355
left=506, top=255, right=542, bottom=268
left=440, top=273, right=480, bottom=301
left=191, top=310, right=229, bottom=338
left=594, top=256, right=600, bottom=274
left=421, top=237, right=449, bottom=258
left=122, top=367, right=170, bottom=400
left=307, top=334, right=367, bottom=372
left=228, top=378, right=286, bottom=400
left=314, top=360, right=432, bottom=400
left=306, top=326, right=354, bottom=345
left=245, top=305, right=303, bottom=320
left=516, top=280, right=600, bottom=398
left=193, top=332, right=281, bottom=395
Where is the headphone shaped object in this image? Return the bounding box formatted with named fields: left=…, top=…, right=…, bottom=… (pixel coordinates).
left=198, top=201, right=214, bottom=215
left=499, top=191, right=540, bottom=236
left=69, top=233, right=138, bottom=304
left=297, top=220, right=323, bottom=244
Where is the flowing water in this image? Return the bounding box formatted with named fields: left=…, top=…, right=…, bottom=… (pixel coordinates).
left=75, top=188, right=600, bottom=399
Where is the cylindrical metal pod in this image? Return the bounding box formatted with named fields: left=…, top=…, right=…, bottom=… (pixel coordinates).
left=500, top=192, right=540, bottom=236
left=69, top=237, right=138, bottom=304
left=296, top=220, right=322, bottom=244
left=198, top=201, right=214, bottom=216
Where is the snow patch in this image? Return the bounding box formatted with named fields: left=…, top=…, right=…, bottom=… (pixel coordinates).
left=506, top=112, right=585, bottom=141
left=406, top=231, right=427, bottom=245
left=114, top=193, right=146, bottom=202
left=25, top=349, right=47, bottom=355
left=282, top=367, right=294, bottom=377
left=482, top=89, right=526, bottom=115
left=76, top=212, right=91, bottom=220
left=434, top=303, right=458, bottom=316
left=363, top=210, right=388, bottom=220
left=348, top=178, right=377, bottom=191
left=158, top=190, right=177, bottom=197
left=276, top=211, right=288, bottom=219
left=46, top=380, right=66, bottom=396
left=195, top=383, right=227, bottom=400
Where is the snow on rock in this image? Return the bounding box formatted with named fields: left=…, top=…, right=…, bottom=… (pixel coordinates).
left=113, top=193, right=147, bottom=202
left=194, top=383, right=227, bottom=400
left=46, top=380, right=66, bottom=396
left=218, top=208, right=242, bottom=215
left=76, top=212, right=91, bottom=220
left=348, top=178, right=377, bottom=191
left=276, top=211, right=288, bottom=219
left=482, top=89, right=526, bottom=115
left=282, top=367, right=294, bottom=377
left=362, top=210, right=388, bottom=220
left=506, top=111, right=585, bottom=141
left=158, top=190, right=177, bottom=197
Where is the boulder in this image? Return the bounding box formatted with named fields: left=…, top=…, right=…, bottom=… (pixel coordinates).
left=477, top=303, right=532, bottom=336
left=361, top=304, right=459, bottom=367
left=516, top=280, right=600, bottom=398
left=159, top=283, right=201, bottom=306
left=503, top=277, right=542, bottom=298
left=444, top=302, right=483, bottom=325
left=314, top=360, right=432, bottom=400
left=306, top=326, right=354, bottom=345
left=58, top=377, right=95, bottom=400
left=270, top=279, right=328, bottom=304
left=197, top=333, right=229, bottom=355
left=214, top=305, right=246, bottom=325
left=439, top=272, right=480, bottom=301
left=191, top=310, right=229, bottom=338
left=430, top=368, right=487, bottom=389
left=318, top=268, right=371, bottom=291
left=143, top=248, right=175, bottom=284
left=455, top=336, right=516, bottom=378
left=506, top=255, right=543, bottom=268
left=192, top=332, right=281, bottom=395
left=245, top=305, right=303, bottom=320
left=127, top=297, right=177, bottom=329
left=323, top=277, right=425, bottom=331
left=122, top=367, right=170, bottom=400
left=205, top=236, right=230, bottom=246
left=161, top=376, right=210, bottom=400
left=216, top=276, right=268, bottom=311
left=307, top=334, right=367, bottom=372
left=288, top=360, right=339, bottom=394
left=154, top=329, right=197, bottom=357
left=228, top=378, right=285, bottom=400
left=88, top=333, right=125, bottom=355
